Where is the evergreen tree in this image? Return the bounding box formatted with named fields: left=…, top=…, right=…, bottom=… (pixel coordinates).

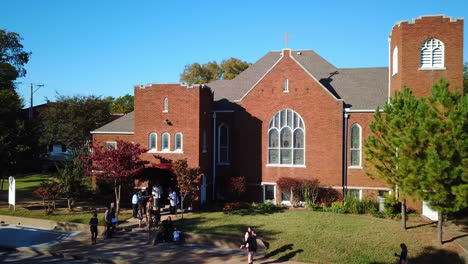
left=412, top=79, right=467, bottom=245
left=365, top=86, right=427, bottom=230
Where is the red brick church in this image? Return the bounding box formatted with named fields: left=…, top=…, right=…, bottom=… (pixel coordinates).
left=91, top=15, right=464, bottom=215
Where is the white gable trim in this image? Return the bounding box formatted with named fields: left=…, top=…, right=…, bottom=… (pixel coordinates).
left=91, top=131, right=134, bottom=135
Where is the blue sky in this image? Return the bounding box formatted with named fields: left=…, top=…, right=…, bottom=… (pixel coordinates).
left=2, top=0, right=467, bottom=107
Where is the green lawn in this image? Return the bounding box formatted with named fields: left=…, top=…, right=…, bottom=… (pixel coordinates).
left=175, top=210, right=463, bottom=264
left=1, top=173, right=53, bottom=200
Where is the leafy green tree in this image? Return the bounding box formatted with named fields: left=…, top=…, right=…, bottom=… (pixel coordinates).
left=410, top=79, right=467, bottom=244
left=220, top=58, right=251, bottom=80
left=365, top=87, right=427, bottom=230
left=56, top=162, right=86, bottom=211
left=180, top=58, right=250, bottom=85
left=106, top=94, right=134, bottom=114
left=40, top=95, right=111, bottom=159
left=0, top=29, right=31, bottom=90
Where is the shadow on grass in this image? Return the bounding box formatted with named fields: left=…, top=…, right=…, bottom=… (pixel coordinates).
left=224, top=207, right=285, bottom=216
left=407, top=222, right=435, bottom=230
left=173, top=216, right=281, bottom=242
left=369, top=246, right=465, bottom=264
left=262, top=244, right=304, bottom=263
left=444, top=233, right=468, bottom=243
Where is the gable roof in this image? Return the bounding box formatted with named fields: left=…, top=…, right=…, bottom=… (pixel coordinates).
left=91, top=111, right=134, bottom=134
left=207, top=49, right=389, bottom=110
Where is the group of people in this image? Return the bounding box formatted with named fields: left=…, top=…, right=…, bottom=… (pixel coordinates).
left=132, top=185, right=180, bottom=227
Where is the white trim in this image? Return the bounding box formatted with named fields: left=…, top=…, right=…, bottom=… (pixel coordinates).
left=91, top=131, right=134, bottom=134
left=138, top=82, right=202, bottom=89
left=174, top=132, right=183, bottom=152
left=420, top=38, right=445, bottom=69
left=283, top=79, right=289, bottom=93
left=392, top=46, right=398, bottom=76
left=325, top=186, right=392, bottom=191
left=348, top=166, right=363, bottom=169
left=345, top=109, right=383, bottom=113
left=261, top=182, right=276, bottom=202
left=349, top=123, right=362, bottom=167
left=418, top=67, right=446, bottom=71
left=266, top=164, right=306, bottom=168
left=161, top=133, right=170, bottom=151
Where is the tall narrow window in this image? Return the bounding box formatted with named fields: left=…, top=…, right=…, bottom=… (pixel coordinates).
left=162, top=133, right=170, bottom=151
left=284, top=79, right=289, bottom=93
left=149, top=133, right=157, bottom=150
left=106, top=141, right=117, bottom=150
left=163, top=97, right=169, bottom=112
left=350, top=124, right=361, bottom=167
left=202, top=130, right=207, bottom=153
left=218, top=123, right=229, bottom=164
left=392, top=46, right=398, bottom=75
left=175, top=133, right=182, bottom=151
left=420, top=38, right=444, bottom=69
left=268, top=109, right=305, bottom=166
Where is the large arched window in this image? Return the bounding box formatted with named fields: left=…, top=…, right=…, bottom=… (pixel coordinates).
left=420, top=38, right=444, bottom=69
left=148, top=133, right=157, bottom=150
left=174, top=133, right=183, bottom=152
left=350, top=124, right=361, bottom=167
left=218, top=123, right=229, bottom=164
left=268, top=109, right=305, bottom=165
left=162, top=133, right=170, bottom=151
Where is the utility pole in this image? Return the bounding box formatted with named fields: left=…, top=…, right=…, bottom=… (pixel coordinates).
left=29, top=83, right=44, bottom=119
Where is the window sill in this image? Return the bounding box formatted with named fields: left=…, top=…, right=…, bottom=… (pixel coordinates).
left=266, top=164, right=306, bottom=168
left=348, top=166, right=363, bottom=169
left=162, top=110, right=169, bottom=113
left=419, top=67, right=446, bottom=71
left=147, top=149, right=183, bottom=154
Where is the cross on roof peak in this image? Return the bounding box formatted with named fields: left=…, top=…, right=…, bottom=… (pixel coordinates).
left=282, top=33, right=292, bottom=49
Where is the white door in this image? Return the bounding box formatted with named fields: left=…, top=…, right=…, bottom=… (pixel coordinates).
left=422, top=201, right=438, bottom=221
left=200, top=175, right=207, bottom=204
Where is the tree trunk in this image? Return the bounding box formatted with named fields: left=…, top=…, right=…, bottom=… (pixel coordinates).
left=67, top=198, right=72, bottom=211
left=180, top=195, right=185, bottom=219
left=115, top=181, right=121, bottom=214
left=437, top=212, right=443, bottom=245
left=401, top=199, right=407, bottom=230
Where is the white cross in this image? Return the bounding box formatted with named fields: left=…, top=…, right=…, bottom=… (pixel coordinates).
left=282, top=33, right=291, bottom=48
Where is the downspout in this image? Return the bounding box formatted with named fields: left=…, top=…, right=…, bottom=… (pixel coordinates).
left=342, top=108, right=350, bottom=198
left=212, top=112, right=217, bottom=200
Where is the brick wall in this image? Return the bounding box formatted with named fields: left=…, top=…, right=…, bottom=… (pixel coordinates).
left=390, top=15, right=464, bottom=97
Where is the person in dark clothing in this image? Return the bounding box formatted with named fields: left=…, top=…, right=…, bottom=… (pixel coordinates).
left=162, top=216, right=173, bottom=242
left=241, top=228, right=257, bottom=264
left=108, top=206, right=117, bottom=238
left=142, top=187, right=151, bottom=215
left=89, top=213, right=98, bottom=245
left=394, top=243, right=408, bottom=264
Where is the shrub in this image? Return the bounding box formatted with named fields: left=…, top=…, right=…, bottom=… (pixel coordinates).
left=277, top=177, right=321, bottom=206
left=307, top=203, right=323, bottom=211
left=223, top=202, right=248, bottom=212
left=323, top=201, right=346, bottom=214
left=35, top=180, right=60, bottom=215
left=344, top=197, right=379, bottom=214
left=316, top=188, right=342, bottom=206
left=371, top=212, right=385, bottom=218
left=383, top=194, right=401, bottom=218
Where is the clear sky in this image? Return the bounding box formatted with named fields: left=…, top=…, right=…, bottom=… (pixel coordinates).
left=2, top=0, right=467, bottom=107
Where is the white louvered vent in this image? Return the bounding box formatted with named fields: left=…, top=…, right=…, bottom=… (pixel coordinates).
left=420, top=38, right=444, bottom=69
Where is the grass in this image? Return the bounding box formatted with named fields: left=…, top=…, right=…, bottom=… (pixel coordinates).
left=0, top=208, right=132, bottom=226
left=1, top=173, right=53, bottom=200
left=175, top=210, right=464, bottom=264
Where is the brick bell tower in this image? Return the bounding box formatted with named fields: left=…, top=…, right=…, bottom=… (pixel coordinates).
left=389, top=15, right=464, bottom=99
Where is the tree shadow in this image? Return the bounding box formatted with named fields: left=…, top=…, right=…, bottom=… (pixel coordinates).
left=261, top=243, right=304, bottom=263
left=409, top=246, right=465, bottom=264
left=406, top=222, right=435, bottom=230
left=444, top=233, right=468, bottom=243
left=225, top=207, right=285, bottom=216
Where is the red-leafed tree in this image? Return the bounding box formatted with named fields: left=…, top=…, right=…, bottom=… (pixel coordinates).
left=83, top=140, right=148, bottom=213
left=172, top=159, right=203, bottom=219
left=230, top=176, right=247, bottom=200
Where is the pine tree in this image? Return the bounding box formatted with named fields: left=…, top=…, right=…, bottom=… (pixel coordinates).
left=412, top=79, right=468, bottom=245
left=365, top=86, right=427, bottom=229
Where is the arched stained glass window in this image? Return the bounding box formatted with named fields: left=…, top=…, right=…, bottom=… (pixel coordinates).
left=163, top=97, right=169, bottom=112
left=162, top=133, right=170, bottom=151
left=268, top=109, right=305, bottom=165
left=175, top=133, right=182, bottom=151
left=218, top=123, right=229, bottom=164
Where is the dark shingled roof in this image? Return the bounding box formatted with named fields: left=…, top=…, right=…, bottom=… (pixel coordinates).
left=207, top=50, right=389, bottom=109
left=93, top=50, right=389, bottom=133
left=91, top=111, right=134, bottom=133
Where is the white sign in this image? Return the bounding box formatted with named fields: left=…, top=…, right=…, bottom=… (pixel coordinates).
left=8, top=176, right=15, bottom=208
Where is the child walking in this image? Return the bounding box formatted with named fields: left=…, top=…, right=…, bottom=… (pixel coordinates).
left=89, top=213, right=98, bottom=245
left=137, top=204, right=144, bottom=228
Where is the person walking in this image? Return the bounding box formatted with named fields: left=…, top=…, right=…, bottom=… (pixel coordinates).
left=89, top=213, right=98, bottom=245
left=168, top=188, right=179, bottom=215
left=137, top=204, right=144, bottom=228
left=244, top=227, right=252, bottom=251
left=241, top=228, right=257, bottom=264
left=132, top=190, right=140, bottom=218
left=104, top=206, right=112, bottom=238
left=394, top=243, right=408, bottom=264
